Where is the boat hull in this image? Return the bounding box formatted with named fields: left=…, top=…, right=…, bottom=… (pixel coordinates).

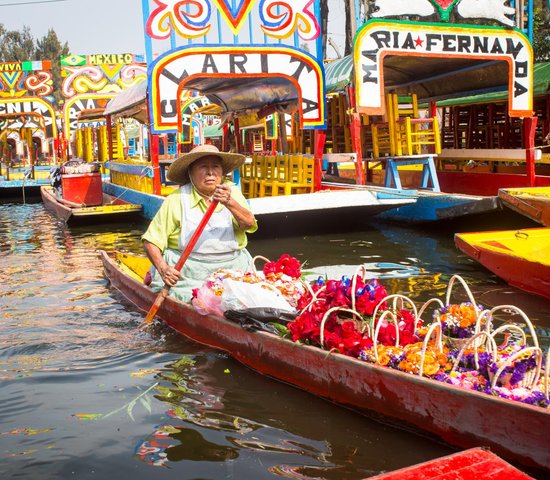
left=103, top=181, right=419, bottom=233
left=374, top=191, right=500, bottom=223
left=499, top=187, right=550, bottom=227
left=101, top=250, right=550, bottom=473
left=455, top=228, right=550, bottom=299
left=41, top=186, right=142, bottom=225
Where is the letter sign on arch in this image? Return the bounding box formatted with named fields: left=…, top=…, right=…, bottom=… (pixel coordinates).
left=353, top=21, right=534, bottom=117
left=148, top=45, right=326, bottom=133
left=0, top=97, right=57, bottom=138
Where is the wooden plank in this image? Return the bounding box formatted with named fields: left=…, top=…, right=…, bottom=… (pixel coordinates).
left=439, top=149, right=543, bottom=163
left=323, top=153, right=357, bottom=163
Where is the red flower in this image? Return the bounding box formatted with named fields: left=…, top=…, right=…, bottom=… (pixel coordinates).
left=288, top=310, right=320, bottom=343
left=264, top=254, right=302, bottom=279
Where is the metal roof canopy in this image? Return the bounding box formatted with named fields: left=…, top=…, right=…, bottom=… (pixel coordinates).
left=183, top=76, right=299, bottom=119
left=104, top=79, right=148, bottom=122
left=382, top=56, right=512, bottom=104
left=324, top=55, right=521, bottom=107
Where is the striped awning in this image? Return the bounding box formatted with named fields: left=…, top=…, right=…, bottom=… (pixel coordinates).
left=325, top=55, right=353, bottom=94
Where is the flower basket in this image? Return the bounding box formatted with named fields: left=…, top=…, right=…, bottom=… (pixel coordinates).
left=250, top=255, right=305, bottom=308
left=442, top=334, right=484, bottom=350
left=488, top=346, right=543, bottom=390
left=431, top=275, right=485, bottom=349
left=317, top=306, right=372, bottom=357
left=451, top=331, right=497, bottom=374
left=416, top=321, right=450, bottom=378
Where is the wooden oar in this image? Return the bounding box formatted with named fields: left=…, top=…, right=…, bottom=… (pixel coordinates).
left=143, top=200, right=219, bottom=324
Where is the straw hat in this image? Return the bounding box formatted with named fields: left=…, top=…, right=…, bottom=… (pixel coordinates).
left=167, top=144, right=245, bottom=185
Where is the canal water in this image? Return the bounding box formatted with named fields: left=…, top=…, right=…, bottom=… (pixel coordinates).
left=1, top=201, right=548, bottom=479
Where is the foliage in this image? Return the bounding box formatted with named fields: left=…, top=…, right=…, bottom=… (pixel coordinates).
left=533, top=7, right=550, bottom=61
left=35, top=28, right=70, bottom=106
left=0, top=25, right=35, bottom=62
left=0, top=24, right=70, bottom=107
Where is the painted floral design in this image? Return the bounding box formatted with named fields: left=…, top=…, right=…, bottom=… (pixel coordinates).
left=147, top=0, right=212, bottom=40
left=259, top=0, right=320, bottom=41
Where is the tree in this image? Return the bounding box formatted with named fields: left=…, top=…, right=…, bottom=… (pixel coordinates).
left=35, top=28, right=70, bottom=106
left=0, top=25, right=35, bottom=62
left=533, top=6, right=550, bottom=61
left=321, top=0, right=329, bottom=59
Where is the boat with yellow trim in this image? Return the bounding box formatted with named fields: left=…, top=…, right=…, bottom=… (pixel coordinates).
left=101, top=250, right=550, bottom=473
left=40, top=185, right=142, bottom=225
left=454, top=228, right=550, bottom=300
left=499, top=187, right=550, bottom=227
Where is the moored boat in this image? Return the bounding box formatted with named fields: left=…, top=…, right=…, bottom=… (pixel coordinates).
left=41, top=186, right=142, bottom=225
left=499, top=187, right=550, bottom=227
left=367, top=447, right=535, bottom=480
left=101, top=250, right=550, bottom=473
left=455, top=228, right=550, bottom=300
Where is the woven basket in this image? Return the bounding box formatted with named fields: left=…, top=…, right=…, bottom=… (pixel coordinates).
left=319, top=306, right=367, bottom=349
left=488, top=346, right=543, bottom=390
left=369, top=294, right=419, bottom=335
left=437, top=274, right=485, bottom=348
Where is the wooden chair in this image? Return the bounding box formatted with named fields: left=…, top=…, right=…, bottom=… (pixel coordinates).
left=239, top=158, right=254, bottom=198
left=371, top=93, right=400, bottom=157
left=256, top=155, right=278, bottom=197
left=246, top=154, right=264, bottom=198
left=393, top=93, right=441, bottom=156
left=276, top=154, right=314, bottom=195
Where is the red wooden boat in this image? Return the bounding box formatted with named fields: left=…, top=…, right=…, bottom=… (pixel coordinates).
left=41, top=186, right=142, bottom=225
left=101, top=250, right=550, bottom=473
left=367, top=448, right=534, bottom=480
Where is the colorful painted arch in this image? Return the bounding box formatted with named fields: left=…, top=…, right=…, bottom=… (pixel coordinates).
left=148, top=45, right=326, bottom=133
left=353, top=20, right=534, bottom=118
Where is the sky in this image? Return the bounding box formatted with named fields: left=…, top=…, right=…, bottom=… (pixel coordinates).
left=0, top=0, right=348, bottom=58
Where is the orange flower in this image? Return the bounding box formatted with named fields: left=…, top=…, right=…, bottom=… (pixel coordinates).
left=437, top=352, right=449, bottom=366
left=378, top=352, right=391, bottom=366
left=423, top=362, right=439, bottom=376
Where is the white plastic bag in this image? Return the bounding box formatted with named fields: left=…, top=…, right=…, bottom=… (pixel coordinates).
left=220, top=278, right=294, bottom=312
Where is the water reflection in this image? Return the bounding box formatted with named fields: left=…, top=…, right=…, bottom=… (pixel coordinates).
left=1, top=202, right=547, bottom=480
left=131, top=350, right=455, bottom=479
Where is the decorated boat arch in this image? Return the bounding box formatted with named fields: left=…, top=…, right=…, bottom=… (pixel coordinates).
left=0, top=60, right=59, bottom=192
left=305, top=0, right=550, bottom=222
left=0, top=61, right=57, bottom=163
left=142, top=0, right=328, bottom=186
left=61, top=54, right=147, bottom=159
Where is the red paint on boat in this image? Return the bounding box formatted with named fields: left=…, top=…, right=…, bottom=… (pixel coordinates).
left=101, top=251, right=550, bottom=473
left=438, top=172, right=550, bottom=197
left=368, top=448, right=535, bottom=479
left=481, top=241, right=513, bottom=251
